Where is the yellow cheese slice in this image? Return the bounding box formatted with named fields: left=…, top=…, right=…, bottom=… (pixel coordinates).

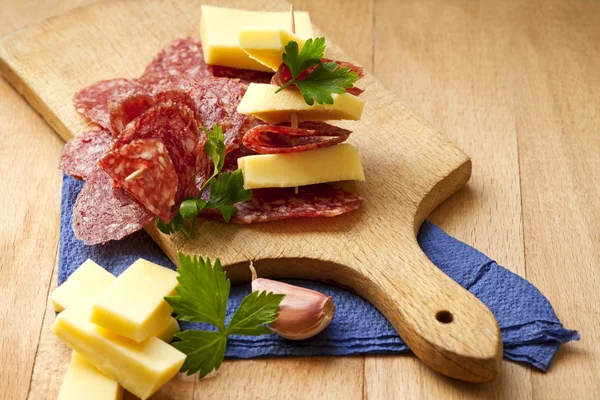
left=237, top=83, right=364, bottom=124
left=57, top=352, right=123, bottom=400
left=154, top=317, right=180, bottom=343
left=239, top=28, right=307, bottom=71
left=49, top=259, right=114, bottom=312
left=90, top=259, right=179, bottom=342
left=49, top=261, right=179, bottom=343
left=238, top=143, right=365, bottom=189
left=52, top=304, right=185, bottom=400
left=200, top=5, right=313, bottom=71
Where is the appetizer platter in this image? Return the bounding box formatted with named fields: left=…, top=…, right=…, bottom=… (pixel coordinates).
left=0, top=0, right=503, bottom=396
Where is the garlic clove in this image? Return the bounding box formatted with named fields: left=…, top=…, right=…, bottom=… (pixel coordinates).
left=249, top=264, right=335, bottom=340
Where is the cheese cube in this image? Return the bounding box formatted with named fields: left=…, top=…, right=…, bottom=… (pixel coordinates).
left=52, top=304, right=185, bottom=400
left=200, top=5, right=313, bottom=71
left=239, top=29, right=308, bottom=71
left=237, top=83, right=364, bottom=124
left=49, top=262, right=178, bottom=342
left=57, top=352, right=122, bottom=400
left=155, top=317, right=180, bottom=343
left=90, top=259, right=179, bottom=342
left=49, top=259, right=114, bottom=312
left=238, top=143, right=365, bottom=189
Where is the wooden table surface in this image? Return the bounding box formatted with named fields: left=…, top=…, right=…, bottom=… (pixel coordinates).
left=1, top=0, right=598, bottom=399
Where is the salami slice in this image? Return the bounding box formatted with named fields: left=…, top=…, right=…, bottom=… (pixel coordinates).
left=208, top=64, right=273, bottom=84
left=222, top=145, right=256, bottom=173
left=242, top=122, right=351, bottom=154
left=271, top=59, right=365, bottom=96
left=141, top=37, right=212, bottom=81
left=113, top=102, right=201, bottom=203
left=198, top=77, right=248, bottom=106
left=73, top=165, right=153, bottom=245
left=231, top=184, right=363, bottom=223
left=59, top=128, right=112, bottom=180
left=138, top=75, right=247, bottom=153
left=99, top=140, right=179, bottom=221
left=108, top=94, right=156, bottom=136
left=142, top=37, right=273, bottom=84
left=191, top=84, right=248, bottom=153
left=74, top=78, right=142, bottom=129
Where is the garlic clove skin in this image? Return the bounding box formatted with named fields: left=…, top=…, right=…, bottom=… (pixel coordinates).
left=251, top=278, right=336, bottom=340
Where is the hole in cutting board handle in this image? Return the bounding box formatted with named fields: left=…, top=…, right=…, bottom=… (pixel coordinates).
left=435, top=310, right=454, bottom=324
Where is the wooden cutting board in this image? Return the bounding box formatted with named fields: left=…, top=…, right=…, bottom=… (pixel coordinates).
left=0, top=0, right=502, bottom=383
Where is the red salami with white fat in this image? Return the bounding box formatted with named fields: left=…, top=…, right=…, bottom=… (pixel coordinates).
left=139, top=75, right=249, bottom=153
left=73, top=165, right=153, bottom=245
left=272, top=59, right=365, bottom=96
left=59, top=128, right=112, bottom=180
left=208, top=64, right=272, bottom=84
left=99, top=140, right=179, bottom=221
left=108, top=94, right=156, bottom=136
left=141, top=37, right=212, bottom=81
left=74, top=78, right=142, bottom=129
left=242, top=122, right=351, bottom=154
left=112, top=102, right=202, bottom=203
left=198, top=76, right=248, bottom=106
left=142, top=37, right=272, bottom=84
left=231, top=185, right=363, bottom=223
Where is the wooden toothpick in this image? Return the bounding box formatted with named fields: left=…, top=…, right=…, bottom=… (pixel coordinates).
left=290, top=4, right=299, bottom=195
left=125, top=166, right=148, bottom=182
left=290, top=4, right=296, bottom=34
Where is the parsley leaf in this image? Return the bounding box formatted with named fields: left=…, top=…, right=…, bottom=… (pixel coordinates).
left=172, top=330, right=227, bottom=377
left=276, top=38, right=359, bottom=105
left=204, top=170, right=252, bottom=222
left=165, top=254, right=229, bottom=330
left=156, top=124, right=251, bottom=236
left=201, top=124, right=226, bottom=190
left=227, top=290, right=285, bottom=336
left=281, top=37, right=325, bottom=80
left=295, top=62, right=359, bottom=105
left=167, top=253, right=285, bottom=379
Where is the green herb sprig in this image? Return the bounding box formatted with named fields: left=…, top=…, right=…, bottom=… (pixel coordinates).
left=157, top=124, right=252, bottom=236
left=276, top=38, right=359, bottom=105
left=166, top=253, right=284, bottom=378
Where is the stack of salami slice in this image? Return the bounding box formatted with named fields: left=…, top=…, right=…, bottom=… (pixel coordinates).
left=60, top=37, right=363, bottom=245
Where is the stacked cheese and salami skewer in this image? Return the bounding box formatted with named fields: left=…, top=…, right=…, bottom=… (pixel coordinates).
left=236, top=7, right=366, bottom=200
left=58, top=5, right=366, bottom=245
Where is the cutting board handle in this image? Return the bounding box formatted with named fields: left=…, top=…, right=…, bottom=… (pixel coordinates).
left=363, top=242, right=502, bottom=382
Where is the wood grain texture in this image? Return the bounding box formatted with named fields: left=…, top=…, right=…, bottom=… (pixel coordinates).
left=513, top=1, right=600, bottom=398
left=1, top=0, right=598, bottom=399
left=0, top=2, right=97, bottom=399
left=0, top=0, right=503, bottom=384
left=366, top=0, right=530, bottom=398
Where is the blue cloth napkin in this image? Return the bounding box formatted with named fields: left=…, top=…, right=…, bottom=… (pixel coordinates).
left=58, top=173, right=579, bottom=371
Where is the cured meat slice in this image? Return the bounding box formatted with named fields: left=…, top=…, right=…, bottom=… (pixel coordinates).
left=59, top=128, right=112, bottom=180
left=139, top=75, right=248, bottom=153
left=155, top=89, right=200, bottom=121
left=141, top=37, right=212, bottom=81
left=99, top=140, right=179, bottom=221
left=242, top=122, right=351, bottom=154
left=142, top=37, right=272, bottom=84
left=74, top=78, right=142, bottom=129
left=113, top=103, right=201, bottom=203
left=271, top=59, right=365, bottom=96
left=222, top=145, right=256, bottom=173
left=191, top=85, right=248, bottom=153
left=73, top=165, right=153, bottom=245
left=198, top=77, right=248, bottom=106
left=108, top=94, right=156, bottom=136
left=231, top=184, right=362, bottom=223
left=208, top=65, right=273, bottom=84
